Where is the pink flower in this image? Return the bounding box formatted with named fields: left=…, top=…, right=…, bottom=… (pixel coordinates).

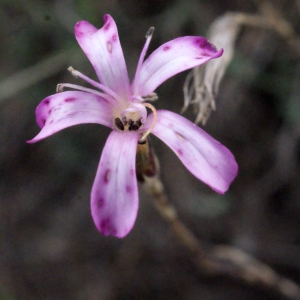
left=28, top=14, right=238, bottom=238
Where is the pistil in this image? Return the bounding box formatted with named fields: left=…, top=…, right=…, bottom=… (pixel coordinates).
left=139, top=103, right=157, bottom=143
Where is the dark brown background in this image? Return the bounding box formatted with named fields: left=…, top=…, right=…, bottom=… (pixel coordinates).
left=0, top=0, right=300, bottom=299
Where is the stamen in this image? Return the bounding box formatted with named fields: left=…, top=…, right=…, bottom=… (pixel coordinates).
left=145, top=27, right=154, bottom=39
left=132, top=27, right=155, bottom=95
left=68, top=67, right=123, bottom=103
left=142, top=92, right=158, bottom=102
left=139, top=102, right=157, bottom=143
left=56, top=83, right=117, bottom=105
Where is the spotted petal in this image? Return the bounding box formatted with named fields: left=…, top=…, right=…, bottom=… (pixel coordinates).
left=91, top=131, right=140, bottom=238
left=133, top=37, right=223, bottom=96
left=27, top=91, right=112, bottom=143
left=149, top=110, right=238, bottom=193
left=75, top=15, right=130, bottom=99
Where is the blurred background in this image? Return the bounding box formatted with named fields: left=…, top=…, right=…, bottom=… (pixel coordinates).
left=1, top=0, right=300, bottom=299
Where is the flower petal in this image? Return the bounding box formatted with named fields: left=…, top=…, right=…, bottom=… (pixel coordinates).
left=27, top=91, right=112, bottom=143
left=133, top=37, right=223, bottom=96
left=75, top=15, right=130, bottom=99
left=149, top=110, right=238, bottom=193
left=91, top=131, right=140, bottom=238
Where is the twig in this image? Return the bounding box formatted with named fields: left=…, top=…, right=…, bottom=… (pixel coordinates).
left=144, top=175, right=300, bottom=300
left=143, top=175, right=211, bottom=268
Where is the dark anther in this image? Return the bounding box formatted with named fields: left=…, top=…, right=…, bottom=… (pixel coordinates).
left=116, top=117, right=143, bottom=131
left=128, top=118, right=142, bottom=131
left=129, top=123, right=138, bottom=131
left=115, top=118, right=124, bottom=131
left=136, top=119, right=142, bottom=128
left=128, top=119, right=135, bottom=131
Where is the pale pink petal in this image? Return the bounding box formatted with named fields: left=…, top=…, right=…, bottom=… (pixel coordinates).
left=91, top=131, right=140, bottom=238
left=28, top=91, right=112, bottom=143
left=133, top=37, right=223, bottom=96
left=148, top=110, right=238, bottom=193
left=75, top=15, right=130, bottom=99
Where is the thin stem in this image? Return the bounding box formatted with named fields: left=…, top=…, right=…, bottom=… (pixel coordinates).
left=144, top=176, right=213, bottom=267
left=144, top=175, right=300, bottom=300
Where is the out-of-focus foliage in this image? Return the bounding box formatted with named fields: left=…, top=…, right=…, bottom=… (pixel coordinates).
left=0, top=0, right=300, bottom=299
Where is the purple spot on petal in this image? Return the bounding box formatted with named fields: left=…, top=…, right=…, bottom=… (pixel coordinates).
left=163, top=46, right=170, bottom=51
left=97, top=198, right=105, bottom=208
left=103, top=169, right=110, bottom=183
left=177, top=149, right=183, bottom=156
left=100, top=218, right=109, bottom=231
left=112, top=35, right=117, bottom=41
left=49, top=120, right=54, bottom=124
left=64, top=97, right=76, bottom=102
left=41, top=118, right=46, bottom=126
left=99, top=218, right=117, bottom=236
left=195, top=38, right=217, bottom=53
left=126, top=185, right=132, bottom=194
left=130, top=169, right=135, bottom=176
left=44, top=99, right=50, bottom=105
left=194, top=38, right=205, bottom=47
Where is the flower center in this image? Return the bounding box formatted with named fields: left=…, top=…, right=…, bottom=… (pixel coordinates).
left=114, top=116, right=143, bottom=131
left=114, top=103, right=147, bottom=132
left=113, top=102, right=158, bottom=144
